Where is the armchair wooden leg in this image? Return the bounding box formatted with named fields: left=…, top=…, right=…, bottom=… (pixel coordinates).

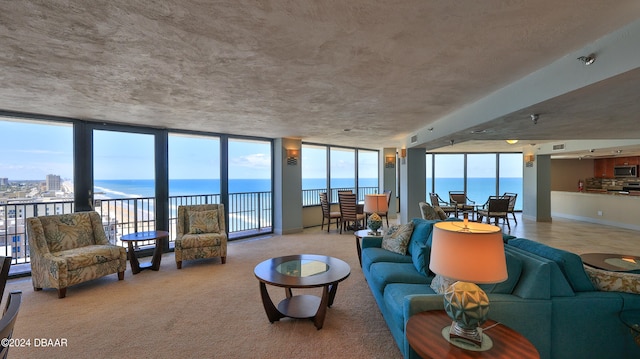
left=221, top=256, right=227, bottom=264
left=34, top=287, right=42, bottom=291
left=117, top=271, right=124, bottom=280
left=58, top=288, right=67, bottom=299
left=176, top=261, right=182, bottom=269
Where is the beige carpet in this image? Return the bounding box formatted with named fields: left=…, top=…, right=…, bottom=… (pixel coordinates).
left=5, top=229, right=402, bottom=359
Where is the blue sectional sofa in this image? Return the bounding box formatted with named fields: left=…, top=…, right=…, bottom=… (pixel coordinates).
left=361, top=218, right=640, bottom=359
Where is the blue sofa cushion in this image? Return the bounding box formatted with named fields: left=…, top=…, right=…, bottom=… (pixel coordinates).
left=369, top=262, right=430, bottom=294
left=509, top=238, right=595, bottom=292
left=409, top=240, right=430, bottom=276
left=383, top=283, right=437, bottom=333
left=361, top=247, right=412, bottom=272
left=479, top=250, right=523, bottom=294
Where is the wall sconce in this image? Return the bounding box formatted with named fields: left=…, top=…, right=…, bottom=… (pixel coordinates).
left=385, top=155, right=396, bottom=168
left=286, top=149, right=299, bottom=166
left=399, top=148, right=407, bottom=165
left=525, top=154, right=535, bottom=167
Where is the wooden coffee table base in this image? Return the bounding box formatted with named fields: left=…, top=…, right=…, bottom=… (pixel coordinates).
left=259, top=282, right=339, bottom=330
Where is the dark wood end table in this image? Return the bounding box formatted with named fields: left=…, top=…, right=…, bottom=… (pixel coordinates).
left=354, top=229, right=382, bottom=267
left=254, top=254, right=350, bottom=330
left=406, top=310, right=539, bottom=358
left=120, top=230, right=168, bottom=274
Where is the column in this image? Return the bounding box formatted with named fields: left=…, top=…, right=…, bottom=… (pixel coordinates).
left=273, top=138, right=304, bottom=234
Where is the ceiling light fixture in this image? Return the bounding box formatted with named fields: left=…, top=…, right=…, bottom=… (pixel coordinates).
left=577, top=54, right=596, bottom=66
left=505, top=140, right=519, bottom=145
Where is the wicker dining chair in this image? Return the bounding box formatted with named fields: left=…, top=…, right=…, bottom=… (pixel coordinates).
left=319, top=192, right=341, bottom=232
left=338, top=192, right=365, bottom=233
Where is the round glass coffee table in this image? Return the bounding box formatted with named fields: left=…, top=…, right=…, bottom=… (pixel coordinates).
left=254, top=254, right=351, bottom=330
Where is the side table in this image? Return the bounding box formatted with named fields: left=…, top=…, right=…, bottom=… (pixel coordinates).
left=120, top=230, right=169, bottom=274
left=354, top=229, right=382, bottom=267
left=406, top=310, right=539, bottom=358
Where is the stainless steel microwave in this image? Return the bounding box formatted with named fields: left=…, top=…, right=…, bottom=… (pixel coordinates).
left=614, top=165, right=638, bottom=178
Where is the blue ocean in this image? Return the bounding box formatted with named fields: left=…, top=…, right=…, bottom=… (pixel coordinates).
left=93, top=177, right=522, bottom=210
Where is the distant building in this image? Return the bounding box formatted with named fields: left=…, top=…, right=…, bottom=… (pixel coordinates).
left=46, top=174, right=61, bottom=191
left=0, top=178, right=8, bottom=186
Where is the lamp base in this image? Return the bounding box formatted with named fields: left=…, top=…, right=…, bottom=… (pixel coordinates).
left=441, top=325, right=493, bottom=351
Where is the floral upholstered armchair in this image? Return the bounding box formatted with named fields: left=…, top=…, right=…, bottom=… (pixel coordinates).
left=175, top=204, right=227, bottom=269
left=26, top=211, right=127, bottom=298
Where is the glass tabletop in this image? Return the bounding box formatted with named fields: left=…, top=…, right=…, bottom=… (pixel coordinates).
left=276, top=259, right=329, bottom=277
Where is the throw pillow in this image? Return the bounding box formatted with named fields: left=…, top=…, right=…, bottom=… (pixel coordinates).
left=583, top=265, right=640, bottom=294
left=189, top=210, right=220, bottom=234
left=434, top=206, right=448, bottom=220
left=419, top=202, right=439, bottom=220
left=381, top=222, right=414, bottom=255
left=409, top=239, right=430, bottom=276
left=430, top=274, right=456, bottom=294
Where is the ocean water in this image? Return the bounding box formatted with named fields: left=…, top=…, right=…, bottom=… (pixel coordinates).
left=94, top=177, right=521, bottom=206
left=94, top=178, right=380, bottom=198
left=428, top=177, right=523, bottom=210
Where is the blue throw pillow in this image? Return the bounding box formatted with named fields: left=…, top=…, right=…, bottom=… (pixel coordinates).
left=409, top=239, right=431, bottom=276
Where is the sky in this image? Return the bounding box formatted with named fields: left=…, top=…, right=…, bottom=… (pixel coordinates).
left=0, top=117, right=522, bottom=182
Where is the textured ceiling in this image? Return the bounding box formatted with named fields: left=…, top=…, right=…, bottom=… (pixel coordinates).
left=1, top=1, right=640, bottom=154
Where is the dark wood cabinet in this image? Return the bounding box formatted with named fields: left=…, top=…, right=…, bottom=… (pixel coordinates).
left=595, top=156, right=640, bottom=178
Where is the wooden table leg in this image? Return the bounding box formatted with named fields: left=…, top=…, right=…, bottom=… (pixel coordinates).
left=150, top=237, right=163, bottom=270
left=127, top=241, right=141, bottom=274
left=259, top=282, right=285, bottom=323
left=313, top=285, right=330, bottom=330
left=356, top=236, right=362, bottom=267
left=327, top=282, right=340, bottom=307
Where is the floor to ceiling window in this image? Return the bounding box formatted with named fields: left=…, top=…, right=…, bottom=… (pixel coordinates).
left=499, top=153, right=524, bottom=210
left=357, top=149, right=379, bottom=199
left=428, top=152, right=523, bottom=210
left=0, top=117, right=73, bottom=263
left=168, top=133, right=221, bottom=198
left=93, top=129, right=156, bottom=238
left=330, top=147, right=355, bottom=202
left=302, top=144, right=379, bottom=204
left=433, top=154, right=465, bottom=201
left=301, top=144, right=328, bottom=206
left=467, top=153, right=497, bottom=205
left=227, top=138, right=272, bottom=234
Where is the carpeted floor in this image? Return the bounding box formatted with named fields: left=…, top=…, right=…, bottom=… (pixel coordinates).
left=5, top=229, right=402, bottom=359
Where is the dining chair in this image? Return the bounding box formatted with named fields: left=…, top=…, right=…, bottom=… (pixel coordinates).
left=0, top=257, right=11, bottom=303
left=477, top=196, right=510, bottom=230
left=338, top=192, right=365, bottom=233
left=448, top=191, right=476, bottom=219
left=0, top=291, right=22, bottom=359
left=429, top=193, right=456, bottom=217
left=319, top=192, right=341, bottom=232
left=502, top=192, right=518, bottom=224
left=378, top=190, right=392, bottom=226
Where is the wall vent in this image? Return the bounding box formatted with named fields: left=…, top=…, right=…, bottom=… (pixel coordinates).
left=410, top=135, right=418, bottom=143
left=552, top=144, right=565, bottom=151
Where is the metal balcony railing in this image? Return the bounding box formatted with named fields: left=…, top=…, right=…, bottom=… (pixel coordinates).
left=0, top=191, right=272, bottom=266
left=302, top=186, right=379, bottom=206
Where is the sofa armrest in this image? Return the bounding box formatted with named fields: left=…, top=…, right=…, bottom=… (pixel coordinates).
left=362, top=236, right=383, bottom=249
left=403, top=294, right=445, bottom=318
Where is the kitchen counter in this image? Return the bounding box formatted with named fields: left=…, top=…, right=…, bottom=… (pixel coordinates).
left=585, top=188, right=640, bottom=196
left=551, top=191, right=640, bottom=231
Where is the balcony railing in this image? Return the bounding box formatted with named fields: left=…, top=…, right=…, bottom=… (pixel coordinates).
left=302, top=186, right=379, bottom=206
left=0, top=191, right=272, bottom=266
